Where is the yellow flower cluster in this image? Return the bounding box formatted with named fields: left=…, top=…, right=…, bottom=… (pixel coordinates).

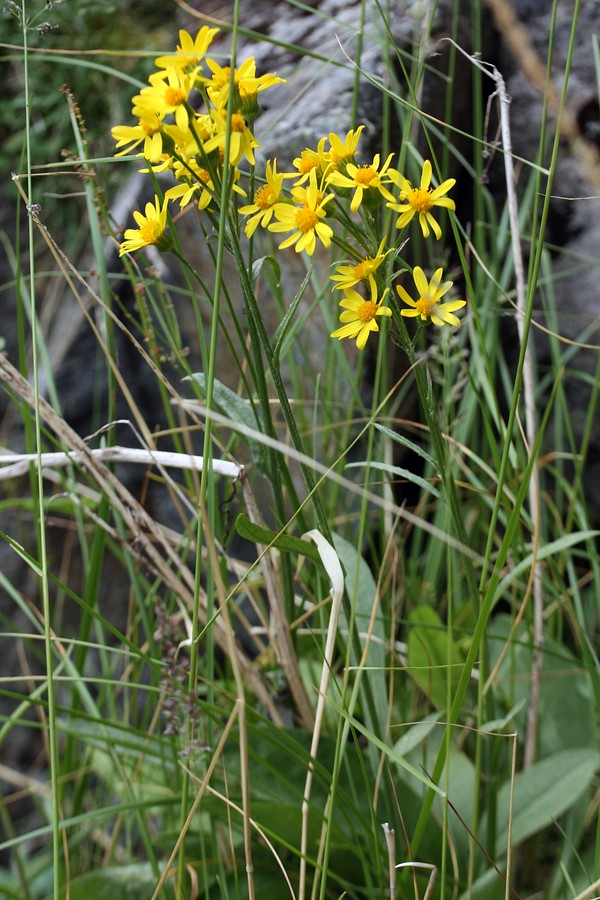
left=240, top=128, right=464, bottom=348
left=112, top=26, right=285, bottom=256
left=113, top=28, right=466, bottom=348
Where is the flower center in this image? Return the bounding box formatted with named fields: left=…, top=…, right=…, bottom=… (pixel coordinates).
left=415, top=296, right=435, bottom=318
left=295, top=207, right=319, bottom=233
left=298, top=153, right=318, bottom=175
left=140, top=220, right=164, bottom=244
left=409, top=187, right=433, bottom=212
left=354, top=258, right=374, bottom=280
left=254, top=184, right=276, bottom=209
left=165, top=87, right=186, bottom=107
left=230, top=114, right=246, bottom=133
left=357, top=300, right=378, bottom=323
left=355, top=166, right=377, bottom=186
left=140, top=118, right=160, bottom=135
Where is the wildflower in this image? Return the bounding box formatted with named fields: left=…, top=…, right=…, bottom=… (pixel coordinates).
left=330, top=239, right=391, bottom=300
left=238, top=159, right=288, bottom=236
left=269, top=169, right=334, bottom=255
left=118, top=195, right=170, bottom=256
left=330, top=288, right=392, bottom=350
left=205, top=56, right=285, bottom=111
left=396, top=267, right=466, bottom=327
left=327, top=125, right=365, bottom=170
left=112, top=114, right=164, bottom=162
left=133, top=68, right=197, bottom=132
left=165, top=165, right=215, bottom=210
left=203, top=109, right=260, bottom=166
left=292, top=138, right=329, bottom=183
left=388, top=159, right=455, bottom=240
left=154, top=26, right=220, bottom=72
left=327, top=153, right=395, bottom=211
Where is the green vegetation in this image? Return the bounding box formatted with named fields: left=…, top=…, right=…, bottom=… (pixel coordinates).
left=1, top=0, right=600, bottom=897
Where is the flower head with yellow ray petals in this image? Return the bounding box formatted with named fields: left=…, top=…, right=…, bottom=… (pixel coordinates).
left=154, top=26, right=220, bottom=72
left=133, top=67, right=197, bottom=132
left=330, top=239, right=391, bottom=302
left=239, top=159, right=290, bottom=236
left=269, top=169, right=334, bottom=255
left=327, top=153, right=396, bottom=211
left=119, top=195, right=170, bottom=256
left=387, top=159, right=455, bottom=240
left=396, top=266, right=466, bottom=327
left=330, top=287, right=392, bottom=350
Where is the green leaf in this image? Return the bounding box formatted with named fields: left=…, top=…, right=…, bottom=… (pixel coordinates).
left=373, top=423, right=438, bottom=470
left=491, top=748, right=600, bottom=856
left=332, top=534, right=388, bottom=736
left=273, top=266, right=312, bottom=365
left=251, top=253, right=281, bottom=287
left=346, top=460, right=444, bottom=501
left=54, top=863, right=177, bottom=899
left=494, top=531, right=600, bottom=602
left=186, top=373, right=269, bottom=475
left=407, top=606, right=464, bottom=711
left=235, top=513, right=322, bottom=563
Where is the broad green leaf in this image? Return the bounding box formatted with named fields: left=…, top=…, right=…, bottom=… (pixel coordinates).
left=491, top=748, right=600, bottom=856
left=235, top=513, right=322, bottom=563
left=407, top=606, right=464, bottom=711
left=251, top=253, right=281, bottom=286
left=187, top=373, right=268, bottom=475
left=333, top=533, right=388, bottom=735
left=55, top=863, right=177, bottom=899
left=489, top=614, right=596, bottom=755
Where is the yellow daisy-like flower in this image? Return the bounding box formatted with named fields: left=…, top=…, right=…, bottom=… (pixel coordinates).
left=165, top=164, right=215, bottom=210
left=133, top=68, right=196, bottom=133
left=238, top=159, right=289, bottom=236
left=269, top=169, right=334, bottom=255
left=327, top=152, right=396, bottom=211
left=387, top=160, right=455, bottom=240
left=396, top=267, right=466, bottom=327
left=111, top=114, right=164, bottom=162
left=205, top=56, right=285, bottom=111
left=292, top=137, right=329, bottom=183
left=327, top=125, right=365, bottom=170
left=330, top=239, right=391, bottom=300
left=118, top=195, right=170, bottom=256
left=330, top=287, right=392, bottom=350
left=203, top=109, right=260, bottom=166
left=154, top=26, right=220, bottom=72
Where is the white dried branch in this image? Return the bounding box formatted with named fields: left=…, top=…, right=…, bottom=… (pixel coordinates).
left=0, top=446, right=244, bottom=481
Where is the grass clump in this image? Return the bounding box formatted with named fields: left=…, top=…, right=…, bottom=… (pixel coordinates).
left=1, top=1, right=600, bottom=898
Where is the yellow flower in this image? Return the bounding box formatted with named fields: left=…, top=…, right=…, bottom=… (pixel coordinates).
left=133, top=68, right=196, bottom=132
left=118, top=195, right=170, bottom=256
left=396, top=267, right=466, bottom=326
left=154, top=26, right=220, bottom=72
left=205, top=56, right=285, bottom=111
left=327, top=125, right=365, bottom=170
left=203, top=109, right=260, bottom=166
left=330, top=239, right=391, bottom=300
left=330, top=287, right=392, bottom=350
left=165, top=164, right=215, bottom=209
left=292, top=138, right=329, bottom=183
left=327, top=153, right=396, bottom=211
left=112, top=114, right=164, bottom=162
left=387, top=160, right=455, bottom=240
left=238, top=159, right=289, bottom=236
left=269, top=169, right=334, bottom=255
